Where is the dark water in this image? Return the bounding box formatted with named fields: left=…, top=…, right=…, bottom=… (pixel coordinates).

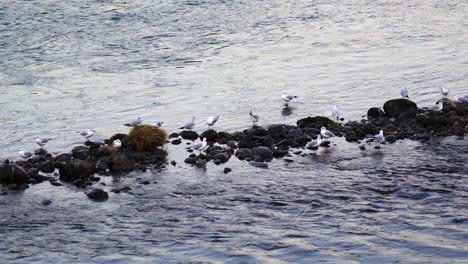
left=1, top=0, right=468, bottom=263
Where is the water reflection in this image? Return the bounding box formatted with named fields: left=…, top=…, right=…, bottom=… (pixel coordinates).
left=281, top=106, right=294, bottom=116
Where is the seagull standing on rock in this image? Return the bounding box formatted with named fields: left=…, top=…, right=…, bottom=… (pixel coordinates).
left=180, top=117, right=196, bottom=130
left=454, top=95, right=468, bottom=103
left=151, top=120, right=163, bottom=128
left=34, top=136, right=51, bottom=148
left=332, top=105, right=341, bottom=121
left=427, top=101, right=443, bottom=112
left=374, top=130, right=385, bottom=148
left=320, top=127, right=336, bottom=141
left=400, top=87, right=409, bottom=98
left=306, top=135, right=322, bottom=151
left=440, top=86, right=449, bottom=99
left=18, top=149, right=34, bottom=160
left=113, top=139, right=122, bottom=148
left=124, top=117, right=143, bottom=127
left=191, top=138, right=207, bottom=155
left=78, top=129, right=95, bottom=141
left=249, top=110, right=259, bottom=125
left=281, top=93, right=298, bottom=106
left=206, top=115, right=220, bottom=130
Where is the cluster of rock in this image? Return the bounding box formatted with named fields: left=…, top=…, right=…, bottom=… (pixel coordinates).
left=1, top=98, right=466, bottom=200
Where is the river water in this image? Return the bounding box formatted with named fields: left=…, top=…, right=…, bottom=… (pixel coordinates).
left=1, top=0, right=467, bottom=263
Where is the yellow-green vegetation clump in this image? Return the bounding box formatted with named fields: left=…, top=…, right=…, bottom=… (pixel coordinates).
left=127, top=125, right=168, bottom=152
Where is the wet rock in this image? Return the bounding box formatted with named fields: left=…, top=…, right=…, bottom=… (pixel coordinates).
left=268, top=124, right=287, bottom=139
left=41, top=199, right=52, bottom=206
left=200, top=129, right=218, bottom=142
left=95, top=146, right=114, bottom=158
left=235, top=148, right=252, bottom=160
left=297, top=116, right=335, bottom=129
left=0, top=164, right=29, bottom=185
left=302, top=127, right=320, bottom=137
left=27, top=155, right=47, bottom=165
left=180, top=130, right=199, bottom=140
left=59, top=159, right=95, bottom=182
left=50, top=181, right=62, bottom=186
left=252, top=146, right=273, bottom=161
left=72, top=178, right=85, bottom=188
left=109, top=152, right=135, bottom=172
left=287, top=128, right=302, bottom=138
left=86, top=189, right=109, bottom=201
left=345, top=131, right=359, bottom=142
left=367, top=107, right=386, bottom=119
left=385, top=135, right=397, bottom=143
left=72, top=146, right=89, bottom=160
left=95, top=157, right=109, bottom=173
left=249, top=161, right=268, bottom=168
left=226, top=141, right=238, bottom=149
left=168, top=132, right=179, bottom=139
left=27, top=167, right=39, bottom=176
left=171, top=139, right=182, bottom=145
left=213, top=152, right=230, bottom=163
left=453, top=126, right=465, bottom=137
left=54, top=153, right=72, bottom=164
left=170, top=160, right=177, bottom=166
left=223, top=167, right=232, bottom=174
left=38, top=160, right=55, bottom=173
left=294, top=135, right=311, bottom=146
left=354, top=123, right=379, bottom=138
left=262, top=136, right=276, bottom=147
left=238, top=139, right=255, bottom=149
left=34, top=148, right=48, bottom=156
left=273, top=148, right=288, bottom=158
left=249, top=127, right=268, bottom=137
left=184, top=157, right=196, bottom=164
left=383, top=99, right=418, bottom=118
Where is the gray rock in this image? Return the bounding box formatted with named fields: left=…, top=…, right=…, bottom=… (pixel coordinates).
left=86, top=189, right=109, bottom=201
left=38, top=160, right=55, bottom=173
left=59, top=159, right=95, bottom=182
left=249, top=161, right=268, bottom=168
left=109, top=152, right=135, bottom=172
left=252, top=146, right=273, bottom=161
left=72, top=146, right=89, bottom=160
left=0, top=164, right=29, bottom=185
left=213, top=152, right=230, bottom=163
left=235, top=148, right=252, bottom=160
left=383, top=99, right=418, bottom=118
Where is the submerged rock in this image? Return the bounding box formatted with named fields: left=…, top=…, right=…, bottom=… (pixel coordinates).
left=86, top=188, right=109, bottom=201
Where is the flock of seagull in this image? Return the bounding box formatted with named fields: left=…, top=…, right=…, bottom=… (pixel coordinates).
left=16, top=88, right=467, bottom=160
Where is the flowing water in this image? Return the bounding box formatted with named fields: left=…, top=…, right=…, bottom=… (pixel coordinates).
left=0, top=0, right=467, bottom=263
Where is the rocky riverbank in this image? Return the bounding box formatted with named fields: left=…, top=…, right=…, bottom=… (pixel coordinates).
left=1, top=98, right=466, bottom=200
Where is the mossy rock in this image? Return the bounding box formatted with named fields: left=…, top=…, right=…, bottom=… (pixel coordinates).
left=127, top=125, right=168, bottom=152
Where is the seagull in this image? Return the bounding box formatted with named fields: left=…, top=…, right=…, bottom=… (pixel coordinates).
left=112, top=139, right=122, bottom=148
left=206, top=115, right=220, bottom=130
left=180, top=117, right=196, bottom=130
left=427, top=101, right=443, bottom=112
left=440, top=86, right=449, bottom=99
left=305, top=135, right=322, bottom=150
left=191, top=138, right=207, bottom=155
left=151, top=120, right=163, bottom=128
left=281, top=93, right=298, bottom=106
left=454, top=95, right=468, bottom=103
left=400, top=87, right=409, bottom=98
left=332, top=105, right=340, bottom=121
left=374, top=130, right=384, bottom=148
left=77, top=129, right=96, bottom=141
left=320, top=127, right=335, bottom=141
left=124, top=117, right=143, bottom=127
left=18, top=149, right=34, bottom=160
left=249, top=110, right=259, bottom=125
left=34, top=136, right=51, bottom=147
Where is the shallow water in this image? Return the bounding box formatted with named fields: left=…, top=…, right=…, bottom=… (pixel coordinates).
left=1, top=0, right=467, bottom=263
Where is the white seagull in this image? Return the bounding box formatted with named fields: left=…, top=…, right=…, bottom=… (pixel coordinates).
left=332, top=105, right=341, bottom=121
left=440, top=86, right=449, bottom=98
left=206, top=115, right=220, bottom=130
left=112, top=139, right=122, bottom=148
left=124, top=117, right=143, bottom=127
left=281, top=93, right=298, bottom=106
left=374, top=130, right=385, bottom=148
left=34, top=136, right=51, bottom=147
left=191, top=138, right=207, bottom=155
left=18, top=149, right=34, bottom=160
left=249, top=110, right=259, bottom=125
left=151, top=120, right=163, bottom=128
left=305, top=135, right=322, bottom=150
left=427, top=101, right=443, bottom=112
left=320, top=127, right=336, bottom=141
left=400, top=87, right=409, bottom=98
left=77, top=129, right=96, bottom=141
left=180, top=117, right=196, bottom=130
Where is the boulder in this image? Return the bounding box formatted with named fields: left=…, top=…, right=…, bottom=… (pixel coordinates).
left=383, top=99, right=418, bottom=118
left=296, top=116, right=335, bottom=129
left=180, top=130, right=199, bottom=140
left=71, top=146, right=89, bottom=160
left=213, top=152, right=230, bottom=163
left=367, top=107, right=385, bottom=119
left=38, top=160, right=55, bottom=173
left=252, top=146, right=273, bottom=161
left=86, top=189, right=109, bottom=201
left=200, top=129, right=218, bottom=142
left=109, top=152, right=135, bottom=172
left=0, top=164, right=29, bottom=185
left=235, top=148, right=252, bottom=160
left=59, top=159, right=95, bottom=182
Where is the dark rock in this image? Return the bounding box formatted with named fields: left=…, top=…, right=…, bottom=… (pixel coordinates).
left=109, top=152, right=135, bottom=172
left=355, top=123, right=379, bottom=138
left=294, top=135, right=311, bottom=146
left=184, top=157, right=196, bottom=164
left=170, top=160, right=177, bottom=166
left=41, top=199, right=52, bottom=206
left=213, top=153, right=230, bottom=163
left=27, top=155, right=47, bottom=165
left=50, top=181, right=62, bottom=186
left=95, top=146, right=114, bottom=158
left=383, top=99, right=418, bottom=118
left=168, top=133, right=179, bottom=139
left=302, top=127, right=320, bottom=137
left=72, top=178, right=85, bottom=187
left=223, top=167, right=232, bottom=174
left=249, top=161, right=268, bottom=168
left=142, top=180, right=150, bottom=185
left=72, top=146, right=89, bottom=160
left=86, top=189, right=109, bottom=201
left=385, top=135, right=397, bottom=143
left=297, top=116, right=335, bottom=129
left=0, top=164, right=29, bottom=185
left=238, top=140, right=255, bottom=149
left=59, top=159, right=95, bottom=182
left=171, top=139, right=182, bottom=145
left=262, top=136, right=276, bottom=147
left=235, top=148, right=252, bottom=160
left=54, top=153, right=72, bottom=164
left=34, top=148, right=48, bottom=156
left=273, top=148, right=288, bottom=158
left=268, top=124, right=287, bottom=139
left=38, top=160, right=55, bottom=173
left=226, top=141, right=238, bottom=149
left=367, top=107, right=385, bottom=119
left=27, top=167, right=39, bottom=176
left=287, top=128, right=302, bottom=138
left=252, top=146, right=273, bottom=161
left=180, top=130, right=199, bottom=140
left=345, top=131, right=359, bottom=142
left=453, top=126, right=465, bottom=137
left=249, top=127, right=268, bottom=137
left=95, top=157, right=109, bottom=172
left=200, top=129, right=218, bottom=142
left=359, top=145, right=366, bottom=150
left=91, top=176, right=100, bottom=181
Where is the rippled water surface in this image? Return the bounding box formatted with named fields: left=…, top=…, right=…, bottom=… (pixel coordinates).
left=1, top=0, right=467, bottom=263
